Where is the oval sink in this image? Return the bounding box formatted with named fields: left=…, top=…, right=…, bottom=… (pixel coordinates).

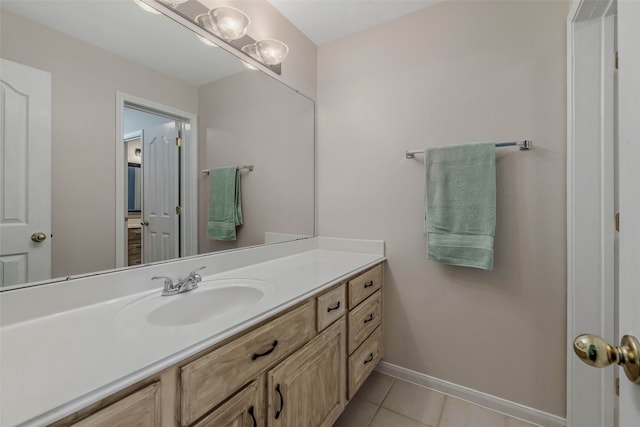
left=147, top=285, right=264, bottom=327
left=118, top=279, right=273, bottom=328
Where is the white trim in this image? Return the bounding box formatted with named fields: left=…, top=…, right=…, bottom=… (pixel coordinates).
left=115, top=92, right=198, bottom=268
left=566, top=1, right=617, bottom=426
left=376, top=361, right=566, bottom=427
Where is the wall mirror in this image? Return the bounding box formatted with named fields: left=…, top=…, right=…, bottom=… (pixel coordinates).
left=0, top=0, right=315, bottom=291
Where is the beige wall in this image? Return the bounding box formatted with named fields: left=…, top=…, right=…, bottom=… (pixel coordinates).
left=317, top=0, right=569, bottom=416
left=197, top=71, right=315, bottom=253
left=1, top=11, right=198, bottom=278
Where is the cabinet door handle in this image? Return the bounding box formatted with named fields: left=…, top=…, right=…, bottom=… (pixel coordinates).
left=364, top=280, right=374, bottom=288
left=252, top=340, right=278, bottom=360
left=364, top=353, right=374, bottom=364
left=275, top=383, right=284, bottom=419
left=327, top=301, right=341, bottom=312
left=363, top=313, right=374, bottom=323
left=248, top=405, right=257, bottom=427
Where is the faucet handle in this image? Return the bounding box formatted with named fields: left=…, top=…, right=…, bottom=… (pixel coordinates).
left=190, top=266, right=206, bottom=282
left=152, top=276, right=174, bottom=289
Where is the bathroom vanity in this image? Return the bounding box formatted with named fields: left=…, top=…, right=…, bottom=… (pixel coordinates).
left=0, top=238, right=384, bottom=426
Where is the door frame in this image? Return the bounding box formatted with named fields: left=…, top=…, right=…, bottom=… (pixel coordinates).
left=115, top=92, right=197, bottom=268
left=566, top=0, right=617, bottom=426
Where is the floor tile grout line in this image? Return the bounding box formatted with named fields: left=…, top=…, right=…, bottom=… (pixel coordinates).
left=367, top=377, right=396, bottom=427
left=434, top=395, right=447, bottom=427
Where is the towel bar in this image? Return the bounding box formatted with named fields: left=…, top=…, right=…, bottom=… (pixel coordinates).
left=405, top=140, right=533, bottom=159
left=202, top=165, right=254, bottom=175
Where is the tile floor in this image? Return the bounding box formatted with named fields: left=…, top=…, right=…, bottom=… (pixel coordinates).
left=332, top=371, right=542, bottom=427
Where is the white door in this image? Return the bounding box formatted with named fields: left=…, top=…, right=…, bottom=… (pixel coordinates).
left=0, top=59, right=51, bottom=287
left=142, top=122, right=179, bottom=263
left=616, top=1, right=640, bottom=424
left=568, top=1, right=640, bottom=425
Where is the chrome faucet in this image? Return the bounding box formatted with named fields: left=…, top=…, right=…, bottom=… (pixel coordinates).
left=152, top=267, right=205, bottom=296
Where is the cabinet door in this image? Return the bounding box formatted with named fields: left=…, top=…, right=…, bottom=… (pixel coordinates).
left=72, top=382, right=160, bottom=427
left=267, top=318, right=346, bottom=427
left=193, top=379, right=263, bottom=427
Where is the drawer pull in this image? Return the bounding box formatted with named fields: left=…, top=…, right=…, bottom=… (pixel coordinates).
left=364, top=353, right=374, bottom=364
left=251, top=340, right=278, bottom=360
left=275, top=383, right=284, bottom=419
left=327, top=301, right=341, bottom=312
left=248, top=405, right=257, bottom=427
left=364, top=280, right=374, bottom=288
left=363, top=313, right=374, bottom=323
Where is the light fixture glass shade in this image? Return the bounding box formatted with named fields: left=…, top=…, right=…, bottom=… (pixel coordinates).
left=195, top=13, right=222, bottom=44
left=256, top=39, right=289, bottom=65
left=242, top=40, right=289, bottom=66
left=241, top=43, right=260, bottom=59
left=209, top=6, right=250, bottom=41
left=195, top=13, right=215, bottom=32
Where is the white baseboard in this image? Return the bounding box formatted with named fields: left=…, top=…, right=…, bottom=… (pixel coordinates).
left=375, top=361, right=566, bottom=427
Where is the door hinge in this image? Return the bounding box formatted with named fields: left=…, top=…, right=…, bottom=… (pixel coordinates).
left=615, top=212, right=620, bottom=232
left=615, top=51, right=619, bottom=70
left=175, top=137, right=182, bottom=147
left=616, top=377, right=620, bottom=396
left=176, top=206, right=183, bottom=215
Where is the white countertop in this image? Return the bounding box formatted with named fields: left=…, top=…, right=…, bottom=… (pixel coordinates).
left=0, top=239, right=384, bottom=426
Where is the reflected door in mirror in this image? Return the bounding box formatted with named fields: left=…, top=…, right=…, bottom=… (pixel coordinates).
left=0, top=59, right=52, bottom=287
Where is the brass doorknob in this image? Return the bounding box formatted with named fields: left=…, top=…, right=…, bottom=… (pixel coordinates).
left=31, top=232, right=47, bottom=243
left=574, top=334, right=640, bottom=384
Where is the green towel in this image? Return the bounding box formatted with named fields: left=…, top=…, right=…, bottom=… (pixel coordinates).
left=424, top=143, right=496, bottom=270
left=208, top=166, right=243, bottom=241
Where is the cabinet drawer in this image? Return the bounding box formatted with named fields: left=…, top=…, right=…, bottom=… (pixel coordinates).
left=180, top=300, right=315, bottom=426
left=348, top=290, right=381, bottom=354
left=348, top=326, right=383, bottom=400
left=347, top=264, right=382, bottom=309
left=72, top=382, right=160, bottom=427
left=316, top=284, right=346, bottom=331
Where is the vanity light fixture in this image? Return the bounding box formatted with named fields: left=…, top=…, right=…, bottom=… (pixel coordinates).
left=242, top=39, right=289, bottom=66
left=192, top=2, right=290, bottom=69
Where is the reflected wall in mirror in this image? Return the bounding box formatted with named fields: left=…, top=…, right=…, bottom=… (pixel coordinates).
left=0, top=0, right=315, bottom=291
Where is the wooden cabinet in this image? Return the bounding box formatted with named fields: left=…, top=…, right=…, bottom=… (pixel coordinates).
left=347, top=264, right=382, bottom=309
left=348, top=290, right=381, bottom=354
left=53, top=262, right=383, bottom=427
left=316, top=284, right=346, bottom=331
left=72, top=382, right=161, bottom=427
left=180, top=301, right=315, bottom=426
left=192, top=379, right=263, bottom=427
left=348, top=327, right=383, bottom=399
left=267, top=318, right=346, bottom=427
left=346, top=264, right=384, bottom=400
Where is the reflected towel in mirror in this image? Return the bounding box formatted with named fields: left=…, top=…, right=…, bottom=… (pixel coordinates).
left=208, top=166, right=243, bottom=240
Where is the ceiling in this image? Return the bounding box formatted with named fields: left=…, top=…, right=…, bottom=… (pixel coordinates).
left=266, top=0, right=445, bottom=45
